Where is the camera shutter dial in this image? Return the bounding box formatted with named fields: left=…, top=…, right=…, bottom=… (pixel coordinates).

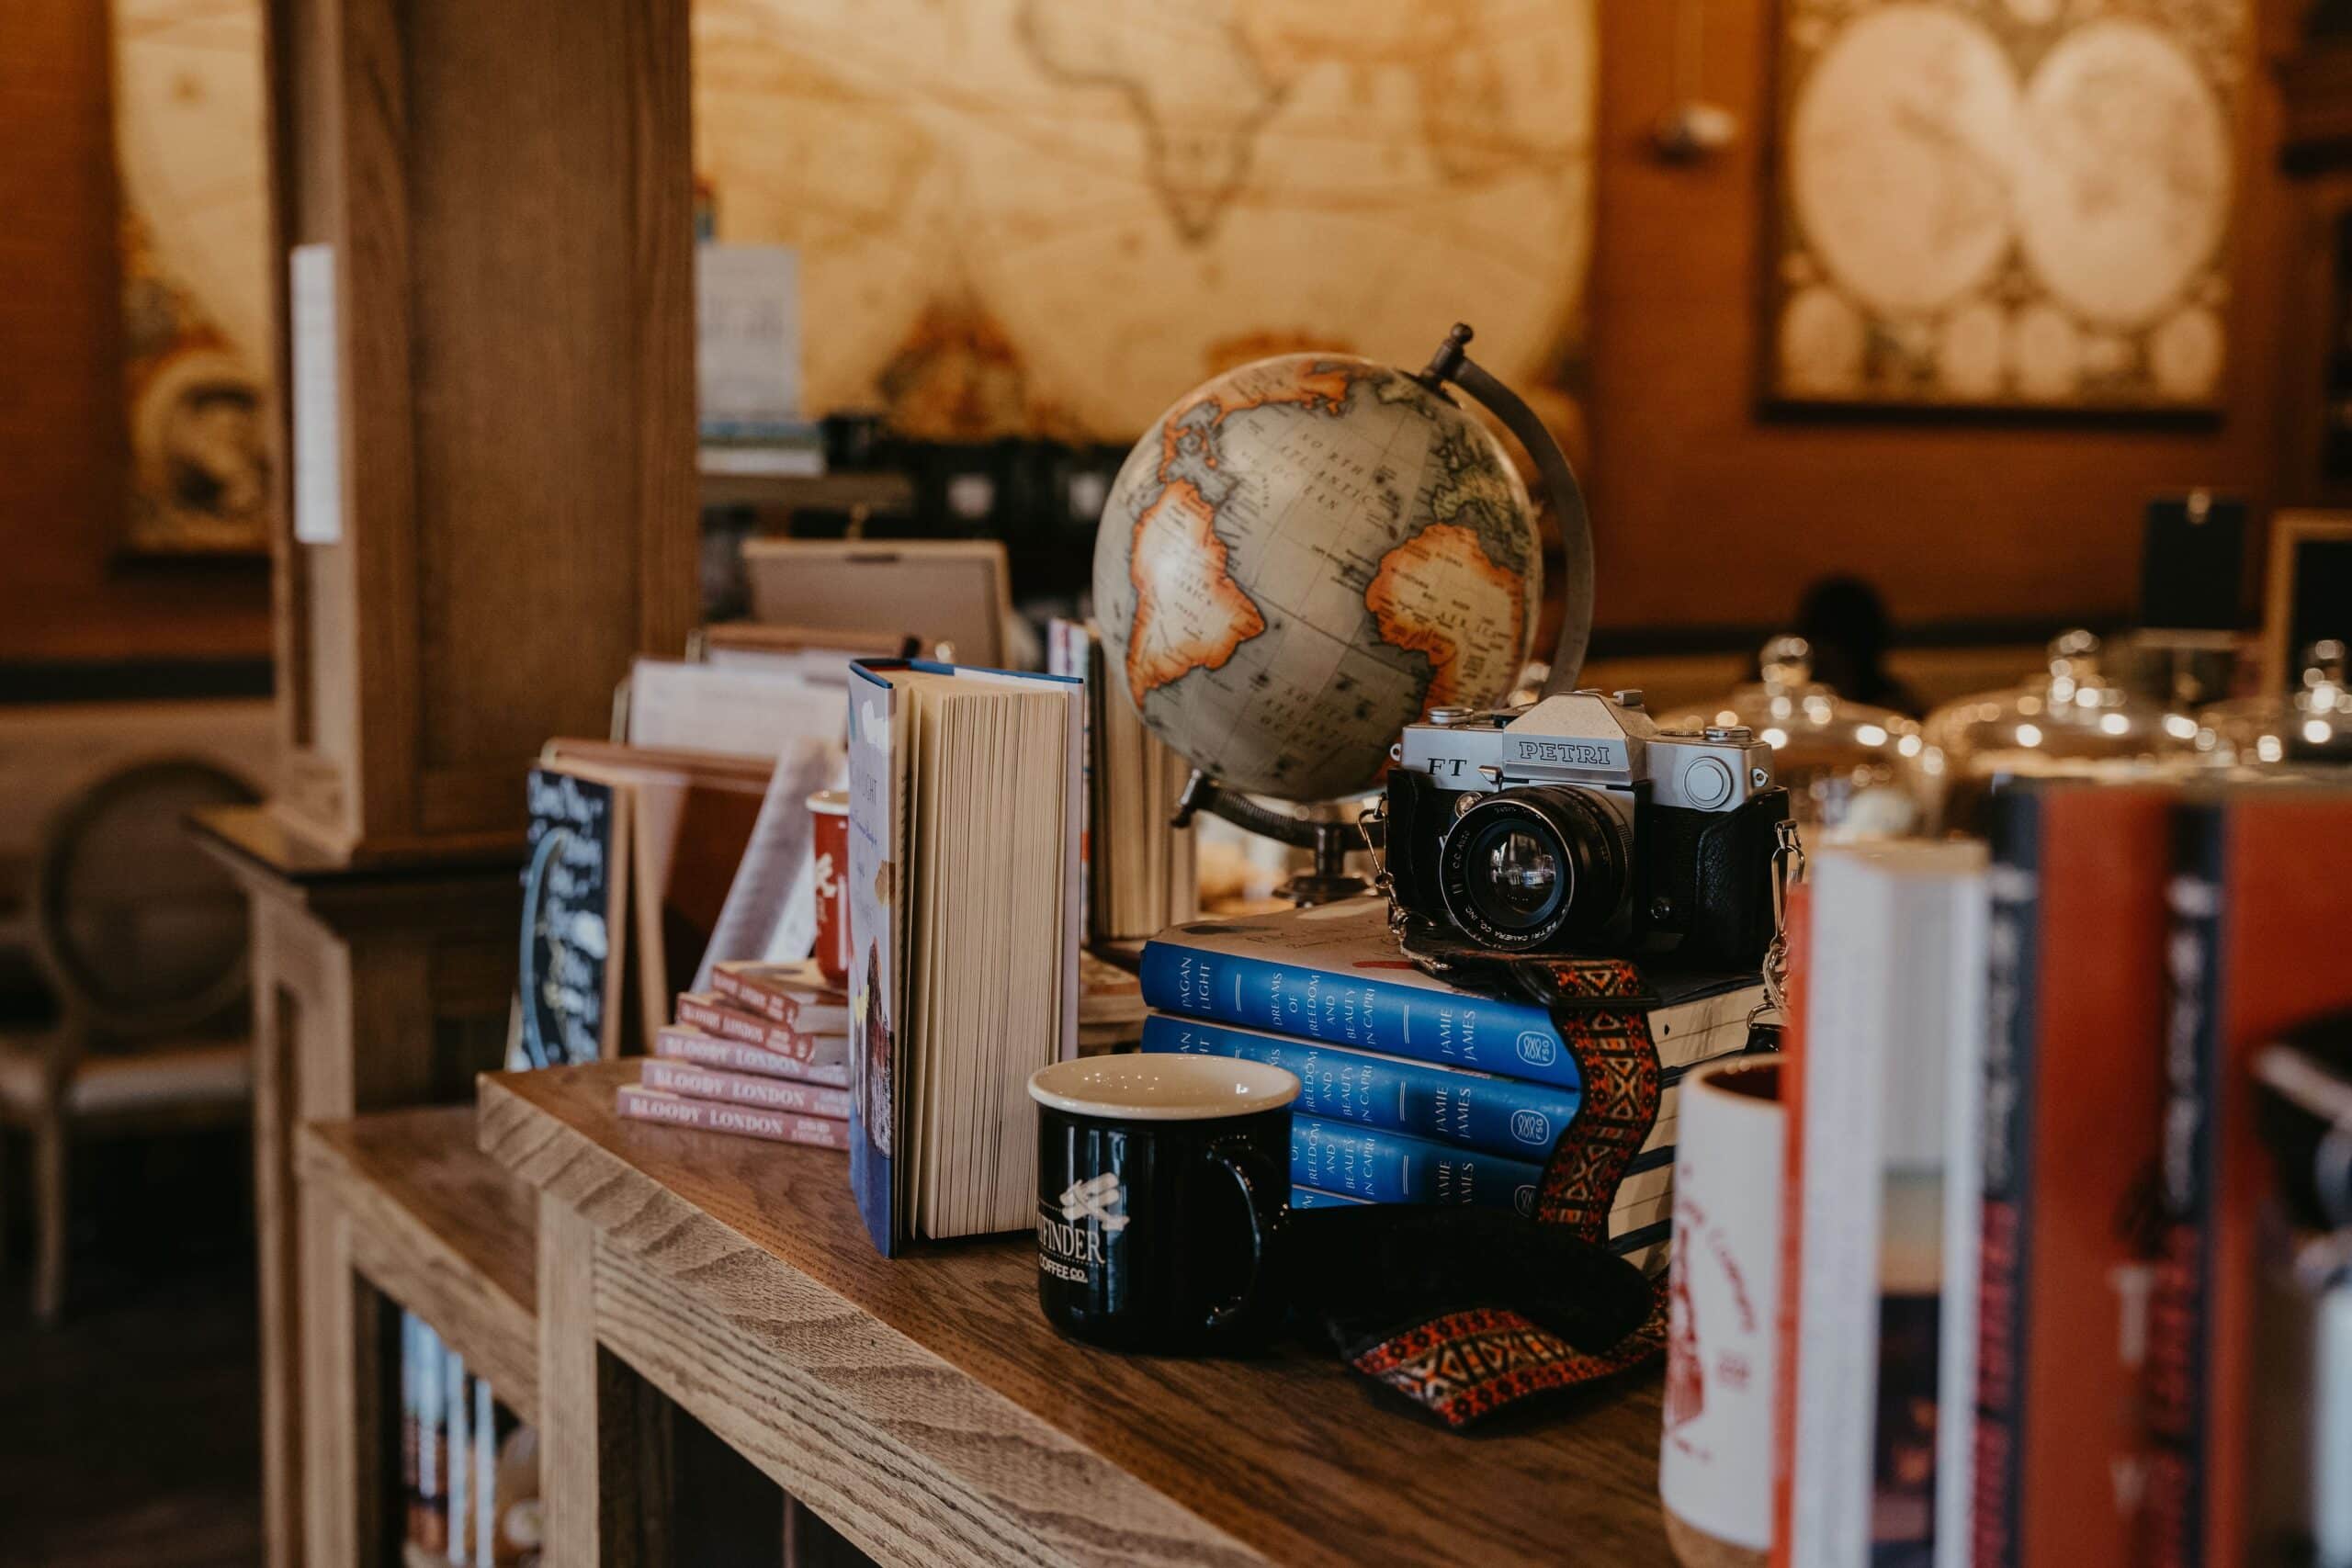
left=1680, top=754, right=1737, bottom=810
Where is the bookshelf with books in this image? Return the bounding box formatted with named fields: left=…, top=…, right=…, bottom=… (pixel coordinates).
left=293, top=1107, right=540, bottom=1568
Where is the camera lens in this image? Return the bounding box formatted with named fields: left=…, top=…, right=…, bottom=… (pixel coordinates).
left=1439, top=788, right=1629, bottom=950
left=1472, top=825, right=1564, bottom=927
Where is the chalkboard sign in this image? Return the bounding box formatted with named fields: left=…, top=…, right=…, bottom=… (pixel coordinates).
left=520, top=766, right=629, bottom=1067
left=2141, top=493, right=2246, bottom=632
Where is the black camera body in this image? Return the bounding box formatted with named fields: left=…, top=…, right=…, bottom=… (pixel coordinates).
left=1385, top=691, right=1790, bottom=970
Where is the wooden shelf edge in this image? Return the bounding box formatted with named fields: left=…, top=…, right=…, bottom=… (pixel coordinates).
left=299, top=1107, right=541, bottom=1423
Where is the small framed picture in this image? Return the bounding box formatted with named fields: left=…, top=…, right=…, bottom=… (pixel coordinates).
left=2263, top=511, right=2352, bottom=693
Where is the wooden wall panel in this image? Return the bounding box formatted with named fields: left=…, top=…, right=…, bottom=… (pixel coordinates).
left=1583, top=0, right=2293, bottom=638
left=0, top=0, right=271, bottom=667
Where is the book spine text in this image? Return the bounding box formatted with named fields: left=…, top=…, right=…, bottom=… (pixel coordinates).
left=1138, top=942, right=1577, bottom=1089
left=639, top=1058, right=851, bottom=1120
left=2150, top=824, right=2225, bottom=1568
left=1291, top=1115, right=1545, bottom=1213
left=652, top=1025, right=851, bottom=1088
left=1142, top=1013, right=1579, bottom=1159
left=616, top=1085, right=850, bottom=1149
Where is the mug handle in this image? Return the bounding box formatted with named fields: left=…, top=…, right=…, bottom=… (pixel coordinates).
left=1198, top=1137, right=1287, bottom=1337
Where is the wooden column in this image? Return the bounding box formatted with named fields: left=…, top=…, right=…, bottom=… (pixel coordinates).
left=260, top=0, right=696, bottom=861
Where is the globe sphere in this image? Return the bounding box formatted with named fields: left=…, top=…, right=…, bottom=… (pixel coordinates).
left=1091, top=353, right=1543, bottom=802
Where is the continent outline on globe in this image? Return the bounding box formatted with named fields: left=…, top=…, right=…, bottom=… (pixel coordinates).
left=1094, top=352, right=1543, bottom=804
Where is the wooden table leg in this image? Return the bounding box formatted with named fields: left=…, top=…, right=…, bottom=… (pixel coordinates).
left=236, top=865, right=518, bottom=1568
left=253, top=902, right=330, bottom=1568
left=300, top=1180, right=397, bottom=1568
left=539, top=1195, right=673, bottom=1566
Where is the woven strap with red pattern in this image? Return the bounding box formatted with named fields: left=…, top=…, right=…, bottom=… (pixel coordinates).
left=1340, top=956, right=1674, bottom=1428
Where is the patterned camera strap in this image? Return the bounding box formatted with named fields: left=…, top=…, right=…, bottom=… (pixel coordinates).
left=1340, top=955, right=1675, bottom=1428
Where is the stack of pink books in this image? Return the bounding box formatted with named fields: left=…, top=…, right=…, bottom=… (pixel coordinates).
left=616, top=959, right=853, bottom=1151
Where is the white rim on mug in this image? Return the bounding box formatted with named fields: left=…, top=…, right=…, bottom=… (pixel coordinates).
left=807, top=789, right=849, bottom=816
left=1683, top=1053, right=1783, bottom=1112
left=1028, top=1055, right=1300, bottom=1122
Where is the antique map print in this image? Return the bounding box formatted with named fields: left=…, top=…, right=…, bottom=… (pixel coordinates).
left=111, top=0, right=274, bottom=552
left=693, top=0, right=1596, bottom=440
left=1770, top=0, right=2242, bottom=411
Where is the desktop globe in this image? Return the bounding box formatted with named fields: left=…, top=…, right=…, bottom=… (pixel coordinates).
left=1091, top=352, right=1545, bottom=804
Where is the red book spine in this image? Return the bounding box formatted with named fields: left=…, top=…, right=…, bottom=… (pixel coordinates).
left=1980, top=784, right=2172, bottom=1568
left=2153, top=793, right=2352, bottom=1567
left=674, top=992, right=831, bottom=1062
left=1768, top=881, right=1810, bottom=1568
left=639, top=1058, right=852, bottom=1120
left=707, top=964, right=797, bottom=1024
left=651, top=1026, right=849, bottom=1089
left=616, top=1085, right=850, bottom=1149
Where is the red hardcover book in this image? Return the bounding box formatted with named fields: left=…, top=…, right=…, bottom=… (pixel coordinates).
left=707, top=959, right=849, bottom=1032
left=616, top=1084, right=851, bottom=1150
left=639, top=1057, right=852, bottom=1120
left=650, top=1024, right=850, bottom=1089
left=673, top=990, right=842, bottom=1064
left=1974, top=784, right=2172, bottom=1568
left=1769, top=881, right=1810, bottom=1568
left=2151, top=787, right=2352, bottom=1568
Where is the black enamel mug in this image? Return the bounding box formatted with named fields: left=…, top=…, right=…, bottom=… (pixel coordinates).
left=1027, top=1055, right=1298, bottom=1352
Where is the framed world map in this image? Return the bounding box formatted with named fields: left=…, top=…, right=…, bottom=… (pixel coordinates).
left=1766, top=0, right=2245, bottom=412
left=692, top=0, right=1597, bottom=442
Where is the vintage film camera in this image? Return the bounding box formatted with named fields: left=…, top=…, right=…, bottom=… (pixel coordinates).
left=1384, top=689, right=1789, bottom=969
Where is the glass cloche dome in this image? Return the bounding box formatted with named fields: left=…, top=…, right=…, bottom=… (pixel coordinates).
left=1661, top=636, right=1926, bottom=837
left=1919, top=630, right=2206, bottom=830
left=2200, top=640, right=2352, bottom=767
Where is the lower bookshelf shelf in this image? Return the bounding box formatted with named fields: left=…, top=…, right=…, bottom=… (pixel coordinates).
left=298, top=1106, right=539, bottom=1416
left=295, top=1105, right=540, bottom=1568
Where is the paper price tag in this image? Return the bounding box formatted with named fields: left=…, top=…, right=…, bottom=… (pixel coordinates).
left=289, top=243, right=342, bottom=546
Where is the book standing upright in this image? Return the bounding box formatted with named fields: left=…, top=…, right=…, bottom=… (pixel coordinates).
left=845, top=660, right=1084, bottom=1255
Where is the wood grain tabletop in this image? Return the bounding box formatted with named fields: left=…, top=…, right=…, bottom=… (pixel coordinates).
left=481, top=1061, right=1676, bottom=1568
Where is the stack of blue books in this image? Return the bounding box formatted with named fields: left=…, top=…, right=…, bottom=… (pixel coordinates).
left=1138, top=898, right=1762, bottom=1273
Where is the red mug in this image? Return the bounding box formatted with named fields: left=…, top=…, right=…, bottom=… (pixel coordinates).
left=808, top=789, right=851, bottom=986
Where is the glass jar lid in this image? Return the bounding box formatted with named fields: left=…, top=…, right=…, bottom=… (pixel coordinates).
left=1919, top=630, right=2211, bottom=829
left=1660, top=636, right=1926, bottom=833
left=2200, top=640, right=2352, bottom=767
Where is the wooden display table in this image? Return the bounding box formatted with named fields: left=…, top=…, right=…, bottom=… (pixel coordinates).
left=297, top=1106, right=537, bottom=1567
left=480, top=1061, right=1677, bottom=1568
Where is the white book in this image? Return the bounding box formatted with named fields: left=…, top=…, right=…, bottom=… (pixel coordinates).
left=445, top=1348, right=469, bottom=1566
left=1934, top=860, right=2002, bottom=1568
left=472, top=1378, right=496, bottom=1567
left=1786, top=840, right=1985, bottom=1568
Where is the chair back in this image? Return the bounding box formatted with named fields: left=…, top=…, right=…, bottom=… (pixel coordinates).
left=30, top=757, right=261, bottom=1043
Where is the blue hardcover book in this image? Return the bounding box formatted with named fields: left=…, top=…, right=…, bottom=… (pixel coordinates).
left=1139, top=898, right=1759, bottom=1089
left=1291, top=1115, right=1546, bottom=1215
left=1142, top=1012, right=1580, bottom=1160
left=1290, top=1186, right=1371, bottom=1210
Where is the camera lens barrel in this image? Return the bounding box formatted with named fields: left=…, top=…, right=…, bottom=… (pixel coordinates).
left=1437, top=787, right=1630, bottom=951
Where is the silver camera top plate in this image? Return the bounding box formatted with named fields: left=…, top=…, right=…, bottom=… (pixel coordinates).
left=1396, top=690, right=1771, bottom=813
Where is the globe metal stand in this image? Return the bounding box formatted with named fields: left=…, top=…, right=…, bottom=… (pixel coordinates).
left=1166, top=322, right=1597, bottom=910
left=1171, top=770, right=1382, bottom=907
